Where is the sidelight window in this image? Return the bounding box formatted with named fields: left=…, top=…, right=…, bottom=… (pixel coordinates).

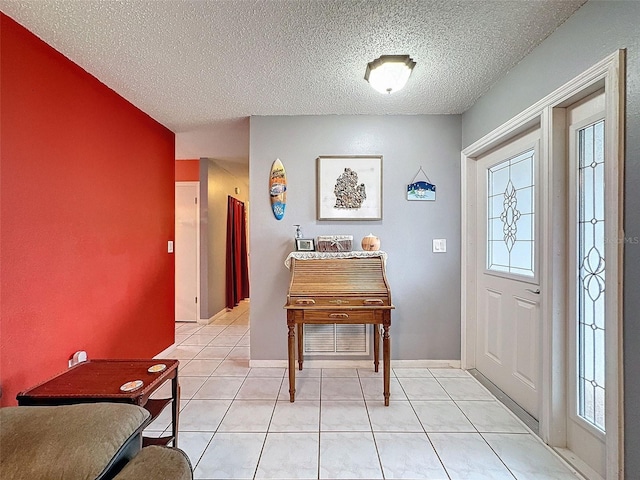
left=576, top=120, right=606, bottom=432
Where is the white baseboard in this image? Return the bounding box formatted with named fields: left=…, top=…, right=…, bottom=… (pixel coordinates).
left=154, top=343, right=177, bottom=359
left=248, top=360, right=289, bottom=368
left=198, top=308, right=227, bottom=325
left=392, top=359, right=461, bottom=368
left=249, top=359, right=462, bottom=369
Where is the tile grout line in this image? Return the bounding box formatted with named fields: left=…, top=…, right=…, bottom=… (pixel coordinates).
left=250, top=389, right=279, bottom=480
left=177, top=318, right=249, bottom=475
left=400, top=374, right=454, bottom=480
left=433, top=374, right=522, bottom=479
left=317, top=368, right=323, bottom=480
left=359, top=369, right=386, bottom=480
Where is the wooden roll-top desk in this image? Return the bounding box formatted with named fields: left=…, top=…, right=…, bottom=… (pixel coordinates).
left=284, top=252, right=394, bottom=405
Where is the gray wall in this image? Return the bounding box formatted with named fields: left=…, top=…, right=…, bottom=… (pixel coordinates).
left=199, top=158, right=249, bottom=319
left=249, top=115, right=462, bottom=361
left=461, top=0, right=640, bottom=472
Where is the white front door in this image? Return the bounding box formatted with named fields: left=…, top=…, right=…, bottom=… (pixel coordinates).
left=175, top=182, right=199, bottom=322
left=475, top=127, right=542, bottom=419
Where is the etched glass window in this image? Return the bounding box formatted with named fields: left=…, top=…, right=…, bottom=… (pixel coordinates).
left=577, top=120, right=606, bottom=432
left=487, top=149, right=535, bottom=277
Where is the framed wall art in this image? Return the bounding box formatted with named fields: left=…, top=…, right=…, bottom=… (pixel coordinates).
left=317, top=155, right=382, bottom=220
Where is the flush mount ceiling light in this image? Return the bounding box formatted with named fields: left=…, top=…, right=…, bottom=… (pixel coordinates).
left=364, top=55, right=416, bottom=94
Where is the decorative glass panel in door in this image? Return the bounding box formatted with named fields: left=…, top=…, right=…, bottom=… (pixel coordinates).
left=577, top=119, right=606, bottom=432
left=487, top=149, right=535, bottom=277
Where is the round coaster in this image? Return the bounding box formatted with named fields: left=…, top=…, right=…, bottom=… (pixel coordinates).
left=120, top=380, right=143, bottom=392
left=148, top=363, right=167, bottom=373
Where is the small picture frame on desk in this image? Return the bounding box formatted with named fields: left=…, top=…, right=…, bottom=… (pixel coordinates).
left=295, top=238, right=315, bottom=251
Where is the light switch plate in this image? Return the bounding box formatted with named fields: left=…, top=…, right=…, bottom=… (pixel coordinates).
left=168, top=240, right=174, bottom=253
left=433, top=239, right=447, bottom=253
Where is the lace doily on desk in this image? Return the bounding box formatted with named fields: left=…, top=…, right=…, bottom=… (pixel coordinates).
left=284, top=251, right=387, bottom=269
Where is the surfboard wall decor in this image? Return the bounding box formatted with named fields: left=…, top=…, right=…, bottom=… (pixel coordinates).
left=269, top=158, right=287, bottom=220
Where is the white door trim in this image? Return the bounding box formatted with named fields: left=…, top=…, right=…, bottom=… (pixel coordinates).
left=461, top=50, right=625, bottom=478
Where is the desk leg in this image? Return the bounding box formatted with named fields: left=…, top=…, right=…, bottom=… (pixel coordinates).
left=297, top=323, right=304, bottom=370
left=288, top=322, right=296, bottom=402
left=373, top=324, right=380, bottom=373
left=172, top=372, right=180, bottom=447
left=383, top=323, right=390, bottom=406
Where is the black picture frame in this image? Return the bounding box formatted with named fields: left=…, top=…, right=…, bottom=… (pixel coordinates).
left=295, top=238, right=315, bottom=251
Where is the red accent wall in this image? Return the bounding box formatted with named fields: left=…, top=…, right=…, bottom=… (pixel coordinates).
left=0, top=14, right=176, bottom=406
left=175, top=159, right=200, bottom=181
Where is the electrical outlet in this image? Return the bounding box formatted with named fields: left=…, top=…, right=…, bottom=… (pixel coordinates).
left=69, top=350, right=87, bottom=368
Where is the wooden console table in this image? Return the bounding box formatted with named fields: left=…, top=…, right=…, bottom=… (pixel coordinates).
left=284, top=252, right=394, bottom=405
left=17, top=359, right=180, bottom=447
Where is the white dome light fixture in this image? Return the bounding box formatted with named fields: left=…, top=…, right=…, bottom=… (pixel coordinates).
left=365, top=55, right=416, bottom=94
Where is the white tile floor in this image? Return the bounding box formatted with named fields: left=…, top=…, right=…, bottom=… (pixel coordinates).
left=147, top=301, right=583, bottom=480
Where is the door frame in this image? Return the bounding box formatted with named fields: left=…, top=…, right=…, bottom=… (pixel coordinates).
left=461, top=50, right=625, bottom=478
left=175, top=181, right=201, bottom=322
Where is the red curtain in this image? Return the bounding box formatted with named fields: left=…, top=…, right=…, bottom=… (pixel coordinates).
left=225, top=196, right=250, bottom=309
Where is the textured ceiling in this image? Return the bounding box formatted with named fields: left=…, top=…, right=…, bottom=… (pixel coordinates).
left=1, top=0, right=586, bottom=161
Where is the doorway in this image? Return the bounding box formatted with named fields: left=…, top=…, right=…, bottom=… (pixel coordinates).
left=462, top=51, right=624, bottom=479
left=225, top=196, right=249, bottom=310
left=175, top=181, right=200, bottom=322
